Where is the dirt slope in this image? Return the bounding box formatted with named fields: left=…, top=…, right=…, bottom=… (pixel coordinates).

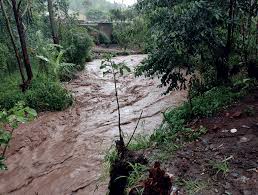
left=164, top=92, right=258, bottom=194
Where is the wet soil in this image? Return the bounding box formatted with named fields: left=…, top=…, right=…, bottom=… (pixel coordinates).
left=0, top=55, right=186, bottom=195
left=162, top=92, right=258, bottom=194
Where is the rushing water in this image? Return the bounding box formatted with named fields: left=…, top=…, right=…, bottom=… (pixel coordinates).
left=0, top=55, right=186, bottom=195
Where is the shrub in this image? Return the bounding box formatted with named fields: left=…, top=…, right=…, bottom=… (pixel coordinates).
left=62, top=27, right=93, bottom=70
left=0, top=76, right=25, bottom=110
left=58, top=62, right=78, bottom=82
left=0, top=102, right=37, bottom=170
left=113, top=23, right=131, bottom=51
left=25, top=76, right=73, bottom=111
left=0, top=75, right=73, bottom=112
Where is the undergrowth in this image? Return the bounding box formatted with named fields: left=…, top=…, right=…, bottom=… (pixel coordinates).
left=151, top=86, right=242, bottom=146
left=0, top=75, right=73, bottom=111
left=104, top=86, right=244, bottom=193
left=176, top=179, right=208, bottom=195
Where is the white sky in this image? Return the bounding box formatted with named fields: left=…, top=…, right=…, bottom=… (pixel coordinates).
left=107, top=0, right=137, bottom=6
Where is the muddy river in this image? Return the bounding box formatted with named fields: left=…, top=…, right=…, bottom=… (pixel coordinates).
left=0, top=55, right=186, bottom=195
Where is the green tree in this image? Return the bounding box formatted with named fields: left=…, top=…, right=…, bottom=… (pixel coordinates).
left=10, top=0, right=33, bottom=85
left=137, top=0, right=258, bottom=93
left=47, top=0, right=60, bottom=44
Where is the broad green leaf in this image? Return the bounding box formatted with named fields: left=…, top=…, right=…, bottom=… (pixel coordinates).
left=36, top=55, right=49, bottom=62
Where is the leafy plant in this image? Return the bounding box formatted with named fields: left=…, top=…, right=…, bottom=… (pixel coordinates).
left=62, top=27, right=93, bottom=70
left=115, top=162, right=148, bottom=192
left=181, top=179, right=207, bottom=195
left=151, top=142, right=181, bottom=162
left=244, top=105, right=256, bottom=117
left=233, top=78, right=257, bottom=91
left=101, top=54, right=131, bottom=145
left=25, top=76, right=73, bottom=111
left=137, top=0, right=258, bottom=93
left=127, top=134, right=151, bottom=151
left=0, top=75, right=73, bottom=112
left=35, top=40, right=77, bottom=82
left=182, top=126, right=208, bottom=142
left=210, top=158, right=230, bottom=176
left=0, top=102, right=37, bottom=170
left=104, top=147, right=118, bottom=165
left=126, top=163, right=148, bottom=189
left=147, top=86, right=242, bottom=162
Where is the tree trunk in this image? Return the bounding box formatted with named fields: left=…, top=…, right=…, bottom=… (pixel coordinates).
left=47, top=0, right=59, bottom=45
left=217, top=0, right=236, bottom=82
left=11, top=0, right=33, bottom=83
left=225, top=0, right=235, bottom=55
left=254, top=0, right=258, bottom=58
left=0, top=0, right=25, bottom=84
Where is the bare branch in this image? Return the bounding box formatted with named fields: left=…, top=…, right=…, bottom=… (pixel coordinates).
left=126, top=110, right=143, bottom=147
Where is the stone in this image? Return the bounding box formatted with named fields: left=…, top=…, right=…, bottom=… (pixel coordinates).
left=231, top=172, right=239, bottom=178
left=241, top=125, right=250, bottom=129
left=224, top=190, right=232, bottom=195
left=212, top=125, right=220, bottom=130
left=239, top=176, right=249, bottom=183
left=210, top=144, right=216, bottom=150
left=231, top=111, right=242, bottom=118
left=243, top=190, right=252, bottom=195
left=223, top=182, right=231, bottom=190
left=222, top=129, right=229, bottom=133
left=201, top=138, right=209, bottom=146
left=239, top=137, right=249, bottom=143
left=230, top=128, right=237, bottom=133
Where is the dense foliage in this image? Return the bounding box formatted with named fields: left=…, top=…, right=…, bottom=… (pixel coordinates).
left=0, top=76, right=73, bottom=111
left=111, top=8, right=149, bottom=51
left=0, top=0, right=92, bottom=112
left=136, top=0, right=258, bottom=93
left=0, top=102, right=37, bottom=170
left=62, top=27, right=93, bottom=69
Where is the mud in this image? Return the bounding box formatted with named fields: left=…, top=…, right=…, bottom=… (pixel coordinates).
left=0, top=55, right=187, bottom=195
left=159, top=91, right=258, bottom=194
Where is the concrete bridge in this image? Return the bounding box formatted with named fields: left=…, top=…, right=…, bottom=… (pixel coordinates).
left=80, top=22, right=113, bottom=40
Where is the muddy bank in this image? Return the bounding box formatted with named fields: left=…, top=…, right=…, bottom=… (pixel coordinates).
left=149, top=92, right=258, bottom=194
left=0, top=55, right=186, bottom=195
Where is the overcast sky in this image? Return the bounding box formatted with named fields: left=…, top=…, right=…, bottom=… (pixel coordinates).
left=107, top=0, right=137, bottom=6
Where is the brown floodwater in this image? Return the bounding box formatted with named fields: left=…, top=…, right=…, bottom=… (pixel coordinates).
left=0, top=55, right=186, bottom=195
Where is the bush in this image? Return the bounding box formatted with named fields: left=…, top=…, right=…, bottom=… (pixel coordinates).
left=113, top=23, right=131, bottom=50
left=58, top=62, right=78, bottom=82
left=165, top=87, right=241, bottom=128
left=62, top=27, right=93, bottom=70
left=25, top=76, right=73, bottom=111
left=0, top=75, right=73, bottom=112
left=0, top=76, right=25, bottom=110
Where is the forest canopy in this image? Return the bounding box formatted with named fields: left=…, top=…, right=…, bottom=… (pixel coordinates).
left=136, top=0, right=258, bottom=94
